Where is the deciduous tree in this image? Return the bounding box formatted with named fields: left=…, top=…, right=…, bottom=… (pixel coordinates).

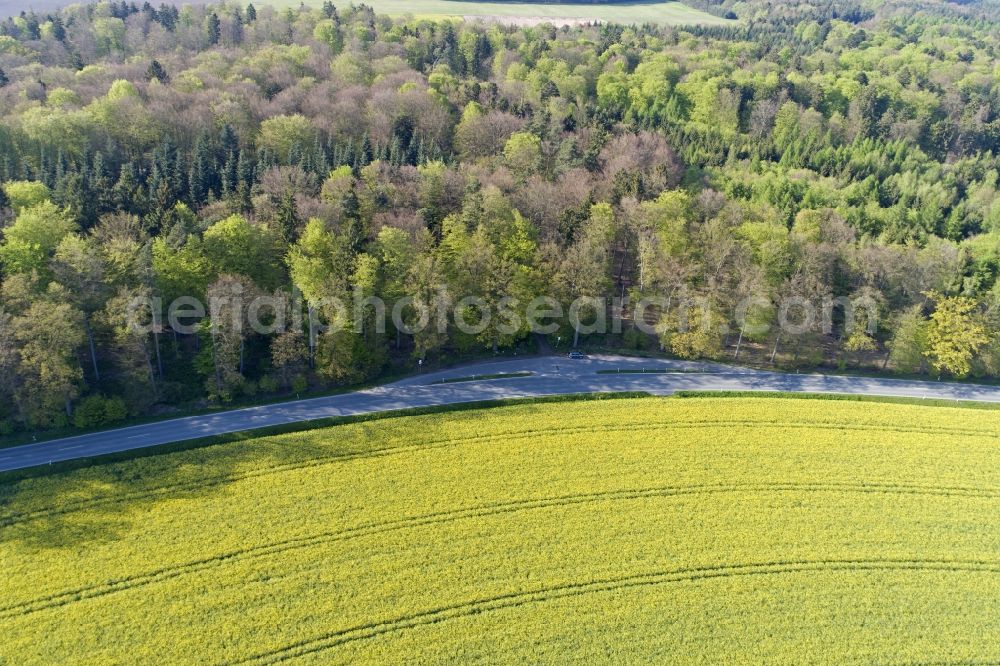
left=924, top=293, right=989, bottom=378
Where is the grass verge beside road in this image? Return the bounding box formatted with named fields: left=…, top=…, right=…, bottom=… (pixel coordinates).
left=436, top=372, right=534, bottom=384
left=0, top=392, right=648, bottom=484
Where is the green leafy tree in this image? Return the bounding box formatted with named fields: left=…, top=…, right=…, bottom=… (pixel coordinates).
left=92, top=17, right=125, bottom=55
left=657, top=301, right=725, bottom=360
left=503, top=131, right=542, bottom=180
left=151, top=236, right=212, bottom=305
left=53, top=235, right=108, bottom=382
left=259, top=115, right=317, bottom=163
left=11, top=298, right=85, bottom=428
left=376, top=226, right=418, bottom=347
left=271, top=330, right=309, bottom=389
left=101, top=286, right=160, bottom=406
left=0, top=202, right=77, bottom=276
left=313, top=19, right=343, bottom=54
left=406, top=252, right=450, bottom=361
left=888, top=306, right=929, bottom=374
left=287, top=218, right=353, bottom=364
left=201, top=274, right=261, bottom=400
left=3, top=181, right=51, bottom=214
left=924, top=293, right=989, bottom=378
left=202, top=215, right=284, bottom=289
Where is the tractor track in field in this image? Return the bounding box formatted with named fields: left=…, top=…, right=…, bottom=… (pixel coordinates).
left=5, top=480, right=1000, bottom=621
left=229, top=557, right=1000, bottom=664
left=3, top=419, right=997, bottom=529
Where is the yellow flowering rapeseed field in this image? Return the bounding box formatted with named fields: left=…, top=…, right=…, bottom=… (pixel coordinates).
left=3, top=397, right=1000, bottom=664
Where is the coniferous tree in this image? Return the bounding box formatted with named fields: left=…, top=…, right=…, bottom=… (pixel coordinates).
left=55, top=169, right=87, bottom=223
left=90, top=151, right=114, bottom=218
left=49, top=15, right=66, bottom=41
left=405, top=133, right=419, bottom=166
left=342, top=190, right=365, bottom=253
left=35, top=149, right=49, bottom=185
left=234, top=148, right=254, bottom=212
left=149, top=135, right=181, bottom=213
left=113, top=163, right=145, bottom=215
left=275, top=189, right=299, bottom=241
left=340, top=139, right=355, bottom=169
left=388, top=136, right=402, bottom=167
left=206, top=12, right=221, bottom=45
left=189, top=136, right=213, bottom=206
left=219, top=124, right=238, bottom=157
left=219, top=124, right=239, bottom=195
left=245, top=3, right=257, bottom=22
left=310, top=136, right=328, bottom=176
left=145, top=59, right=169, bottom=83
left=23, top=12, right=41, bottom=39
left=288, top=142, right=303, bottom=167
left=357, top=133, right=373, bottom=169
left=230, top=10, right=244, bottom=44
left=157, top=3, right=177, bottom=30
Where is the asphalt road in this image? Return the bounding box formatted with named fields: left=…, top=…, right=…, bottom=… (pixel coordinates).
left=3, top=354, right=1000, bottom=473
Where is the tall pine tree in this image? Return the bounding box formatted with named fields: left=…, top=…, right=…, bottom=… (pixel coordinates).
left=206, top=12, right=221, bottom=45
left=188, top=135, right=214, bottom=206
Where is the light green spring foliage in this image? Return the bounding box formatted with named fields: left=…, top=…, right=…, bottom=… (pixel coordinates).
left=1, top=181, right=51, bottom=214
left=257, top=114, right=318, bottom=161
left=0, top=202, right=78, bottom=275
left=925, top=292, right=990, bottom=378
left=503, top=130, right=542, bottom=179
left=3, top=397, right=1000, bottom=663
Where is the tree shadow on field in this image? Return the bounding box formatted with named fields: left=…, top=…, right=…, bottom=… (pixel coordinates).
left=0, top=395, right=628, bottom=553
left=0, top=403, right=499, bottom=552
left=0, top=450, right=244, bottom=552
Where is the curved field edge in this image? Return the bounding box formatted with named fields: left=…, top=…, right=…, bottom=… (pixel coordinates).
left=674, top=390, right=1000, bottom=410
left=0, top=392, right=652, bottom=484
left=4, top=389, right=999, bottom=485
left=5, top=417, right=1000, bottom=528
left=3, top=395, right=998, bottom=522
left=4, top=397, right=1000, bottom=663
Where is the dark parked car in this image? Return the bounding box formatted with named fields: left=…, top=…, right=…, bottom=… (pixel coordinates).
left=568, top=351, right=585, bottom=360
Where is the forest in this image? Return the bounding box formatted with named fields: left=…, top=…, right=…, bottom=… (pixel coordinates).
left=2, top=0, right=1000, bottom=433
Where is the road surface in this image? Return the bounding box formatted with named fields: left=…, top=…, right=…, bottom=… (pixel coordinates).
left=2, top=354, right=999, bottom=473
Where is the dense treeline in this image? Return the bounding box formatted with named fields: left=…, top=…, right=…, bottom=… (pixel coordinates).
left=2, top=0, right=1000, bottom=432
